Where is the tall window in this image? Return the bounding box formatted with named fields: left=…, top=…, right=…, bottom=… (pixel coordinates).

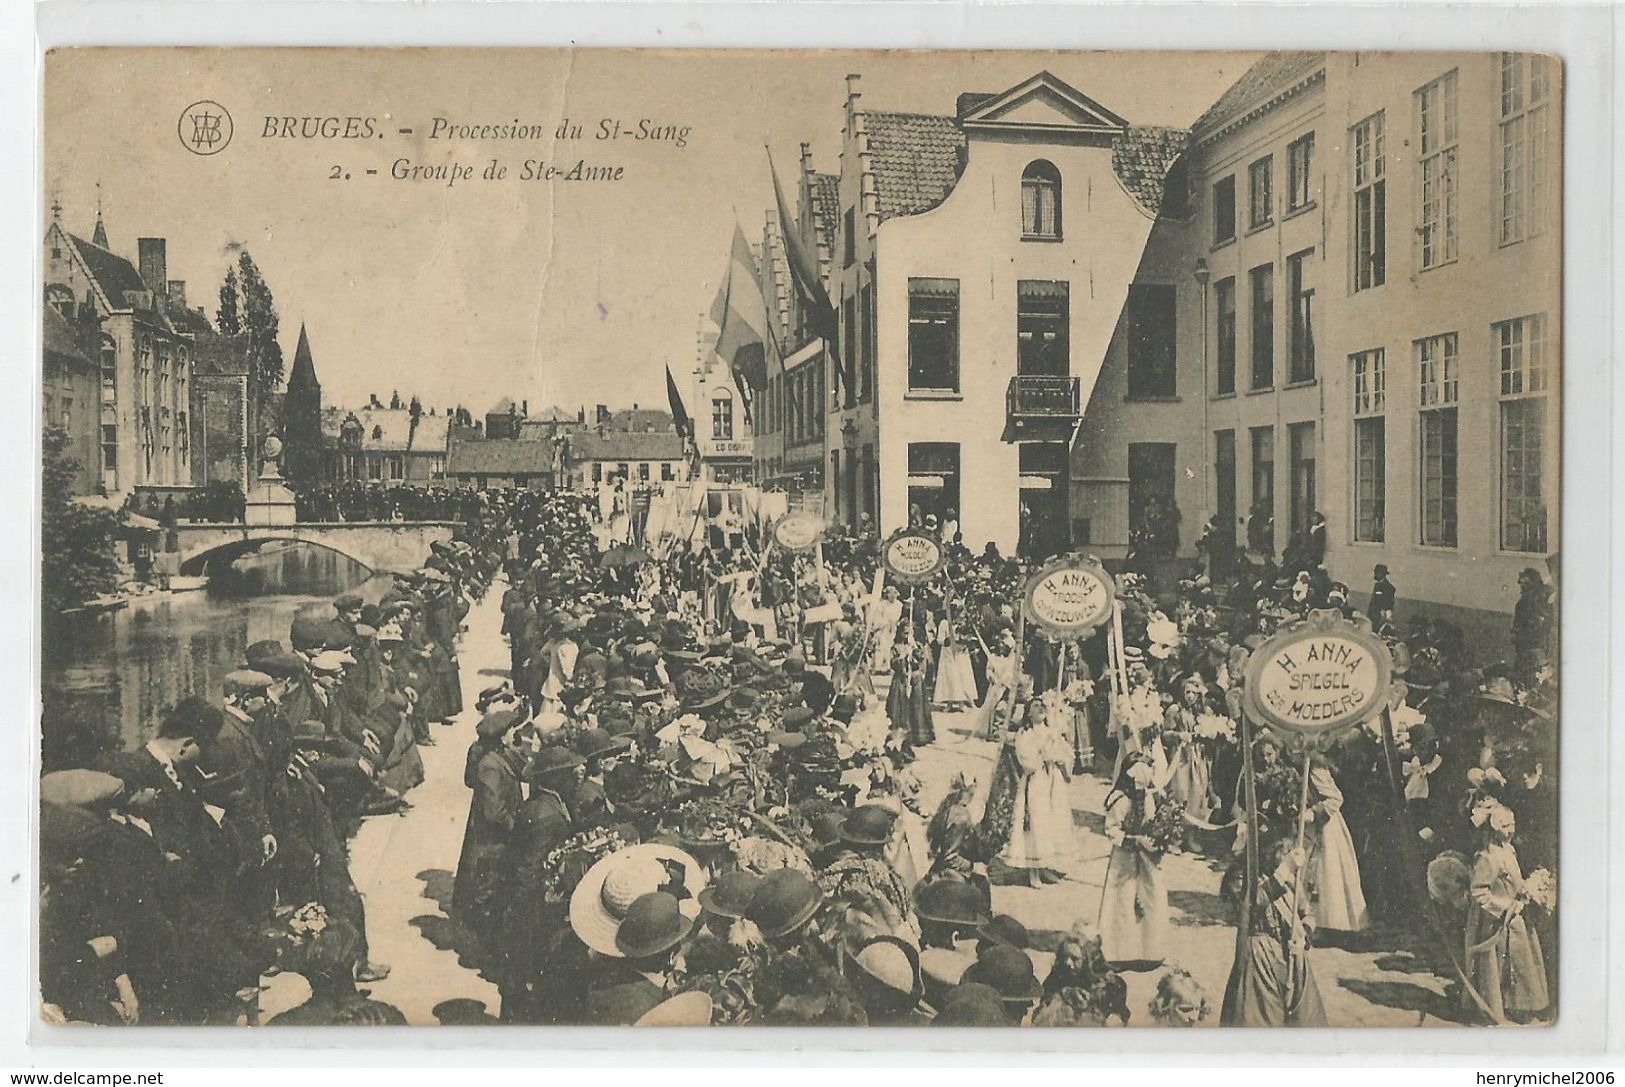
left=907, top=278, right=960, bottom=391
left=1215, top=277, right=1236, bottom=395
left=860, top=283, right=877, bottom=403
left=1125, top=284, right=1176, bottom=398
left=1352, top=349, right=1387, bottom=543
left=1288, top=422, right=1316, bottom=535
left=1417, top=332, right=1459, bottom=546
left=1287, top=250, right=1316, bottom=383
left=1250, top=425, right=1275, bottom=525
left=907, top=442, right=961, bottom=523
left=1287, top=133, right=1315, bottom=212
left=1212, top=176, right=1236, bottom=245
left=712, top=393, right=734, bottom=440
left=1499, top=53, right=1552, bottom=246
left=843, top=208, right=856, bottom=267
left=1017, top=281, right=1070, bottom=378
left=1352, top=111, right=1387, bottom=290
left=1497, top=314, right=1550, bottom=552
left=1417, top=70, right=1459, bottom=269
left=1249, top=263, right=1274, bottom=390
left=1248, top=155, right=1273, bottom=228
left=841, top=294, right=856, bottom=407
left=1215, top=429, right=1237, bottom=533
left=1021, top=161, right=1062, bottom=240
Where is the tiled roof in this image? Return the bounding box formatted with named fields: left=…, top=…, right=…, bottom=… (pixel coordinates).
left=1192, top=51, right=1324, bottom=139
left=1111, top=126, right=1192, bottom=217
left=165, top=304, right=214, bottom=336
left=569, top=430, right=685, bottom=462
left=810, top=173, right=840, bottom=240
left=42, top=305, right=91, bottom=365
left=320, top=406, right=452, bottom=452
left=446, top=436, right=554, bottom=476
left=606, top=407, right=676, bottom=434
left=67, top=233, right=152, bottom=311
left=863, top=111, right=967, bottom=222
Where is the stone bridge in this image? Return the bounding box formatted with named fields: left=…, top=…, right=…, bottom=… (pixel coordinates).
left=172, top=522, right=459, bottom=576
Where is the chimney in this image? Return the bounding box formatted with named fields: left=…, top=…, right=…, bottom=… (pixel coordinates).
left=137, top=238, right=167, bottom=295
left=596, top=404, right=610, bottom=426
left=167, top=281, right=187, bottom=310
left=521, top=399, right=528, bottom=417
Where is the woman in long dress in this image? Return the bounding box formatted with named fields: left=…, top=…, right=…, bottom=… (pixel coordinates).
left=1000, top=697, right=1074, bottom=887
left=1221, top=839, right=1328, bottom=1026
left=1302, top=757, right=1370, bottom=933
left=1098, top=754, right=1168, bottom=967
left=886, top=639, right=936, bottom=746
left=1464, top=801, right=1549, bottom=1022
left=976, top=634, right=1020, bottom=739
left=932, top=617, right=978, bottom=709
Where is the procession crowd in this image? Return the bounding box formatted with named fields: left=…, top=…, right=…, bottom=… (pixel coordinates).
left=37, top=487, right=1559, bottom=1027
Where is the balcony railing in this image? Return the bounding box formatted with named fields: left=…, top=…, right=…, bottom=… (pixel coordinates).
left=1006, top=375, right=1081, bottom=418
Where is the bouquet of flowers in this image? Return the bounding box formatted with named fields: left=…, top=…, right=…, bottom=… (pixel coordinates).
left=843, top=704, right=892, bottom=758
left=1523, top=867, right=1556, bottom=913
left=1133, top=797, right=1188, bottom=856
left=1146, top=612, right=1181, bottom=660
left=669, top=797, right=752, bottom=847
left=1194, top=712, right=1236, bottom=744
left=285, top=901, right=329, bottom=943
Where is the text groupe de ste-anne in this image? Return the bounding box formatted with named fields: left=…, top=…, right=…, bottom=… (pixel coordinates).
left=1260, top=639, right=1379, bottom=724
left=261, top=115, right=689, bottom=186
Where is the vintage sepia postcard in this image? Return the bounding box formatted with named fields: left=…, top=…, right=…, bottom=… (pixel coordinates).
left=38, top=47, right=1561, bottom=1030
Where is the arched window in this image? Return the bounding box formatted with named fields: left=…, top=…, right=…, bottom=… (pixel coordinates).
left=1021, top=160, right=1062, bottom=240
left=711, top=390, right=734, bottom=441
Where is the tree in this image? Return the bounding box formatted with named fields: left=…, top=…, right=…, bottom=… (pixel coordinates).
left=41, top=427, right=121, bottom=615
left=217, top=251, right=284, bottom=455
left=216, top=264, right=241, bottom=334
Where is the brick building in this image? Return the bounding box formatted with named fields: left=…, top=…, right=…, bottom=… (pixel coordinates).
left=41, top=302, right=103, bottom=496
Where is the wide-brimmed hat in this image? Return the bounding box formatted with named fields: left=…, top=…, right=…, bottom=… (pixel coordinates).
left=914, top=878, right=992, bottom=928
left=223, top=669, right=274, bottom=696
left=838, top=804, right=897, bottom=848
left=933, top=982, right=1007, bottom=1026
left=844, top=935, right=924, bottom=1004
left=976, top=914, right=1032, bottom=952
left=526, top=746, right=585, bottom=787
left=574, top=727, right=631, bottom=761
left=780, top=706, right=814, bottom=733
left=634, top=990, right=714, bottom=1027
left=568, top=843, right=707, bottom=958
left=476, top=709, right=523, bottom=740
left=697, top=868, right=763, bottom=920
left=961, top=945, right=1042, bottom=1005
left=746, top=867, right=822, bottom=939
left=675, top=667, right=731, bottom=710
left=40, top=769, right=124, bottom=808
left=614, top=891, right=694, bottom=959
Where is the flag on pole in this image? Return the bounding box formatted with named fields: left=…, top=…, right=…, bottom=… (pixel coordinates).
left=709, top=224, right=778, bottom=426
left=665, top=364, right=692, bottom=442
left=767, top=149, right=847, bottom=395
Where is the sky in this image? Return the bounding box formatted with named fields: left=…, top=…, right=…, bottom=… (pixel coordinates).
left=44, top=47, right=1255, bottom=417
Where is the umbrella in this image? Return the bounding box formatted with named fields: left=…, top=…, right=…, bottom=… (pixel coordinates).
left=600, top=543, right=655, bottom=570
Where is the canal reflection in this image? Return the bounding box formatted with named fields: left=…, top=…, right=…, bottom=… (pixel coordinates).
left=41, top=544, right=387, bottom=770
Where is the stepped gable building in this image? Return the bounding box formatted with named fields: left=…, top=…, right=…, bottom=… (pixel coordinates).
left=43, top=206, right=203, bottom=497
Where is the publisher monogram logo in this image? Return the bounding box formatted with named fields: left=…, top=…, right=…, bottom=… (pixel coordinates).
left=179, top=100, right=233, bottom=155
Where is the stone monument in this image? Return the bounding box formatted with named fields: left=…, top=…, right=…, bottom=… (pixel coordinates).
left=245, top=436, right=298, bottom=526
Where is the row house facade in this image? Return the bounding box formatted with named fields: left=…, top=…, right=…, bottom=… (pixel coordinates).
left=755, top=53, right=1555, bottom=636
left=43, top=215, right=201, bottom=498
left=1143, top=50, right=1560, bottom=636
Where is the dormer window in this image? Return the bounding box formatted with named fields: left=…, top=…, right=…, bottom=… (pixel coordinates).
left=372, top=425, right=384, bottom=441
left=1021, top=160, right=1062, bottom=240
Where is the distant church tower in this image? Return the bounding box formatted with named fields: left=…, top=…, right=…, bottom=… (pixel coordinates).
left=282, top=322, right=324, bottom=485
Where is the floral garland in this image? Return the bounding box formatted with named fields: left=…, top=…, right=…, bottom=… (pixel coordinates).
left=540, top=826, right=628, bottom=900
left=1132, top=796, right=1188, bottom=856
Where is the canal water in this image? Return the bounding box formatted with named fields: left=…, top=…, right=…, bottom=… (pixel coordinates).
left=41, top=545, right=388, bottom=770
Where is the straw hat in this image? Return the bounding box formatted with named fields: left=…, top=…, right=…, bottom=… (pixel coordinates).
left=634, top=990, right=714, bottom=1027
left=568, top=843, right=707, bottom=958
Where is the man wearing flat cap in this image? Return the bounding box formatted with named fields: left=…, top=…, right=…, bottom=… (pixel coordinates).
left=209, top=671, right=278, bottom=869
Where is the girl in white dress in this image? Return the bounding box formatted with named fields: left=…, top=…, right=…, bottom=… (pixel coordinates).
left=932, top=617, right=978, bottom=708
left=1099, top=753, right=1169, bottom=967
left=1302, top=757, right=1370, bottom=933
left=1000, top=697, right=1074, bottom=886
